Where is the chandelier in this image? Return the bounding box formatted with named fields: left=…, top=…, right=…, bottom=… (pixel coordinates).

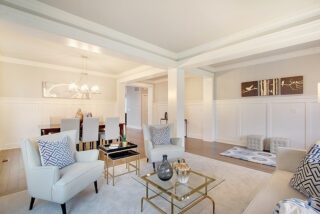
left=68, top=56, right=100, bottom=96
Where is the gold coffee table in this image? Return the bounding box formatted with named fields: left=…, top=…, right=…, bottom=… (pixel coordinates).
left=140, top=170, right=222, bottom=214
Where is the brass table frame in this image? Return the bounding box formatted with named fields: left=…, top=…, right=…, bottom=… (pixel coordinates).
left=140, top=170, right=215, bottom=214
left=102, top=147, right=140, bottom=186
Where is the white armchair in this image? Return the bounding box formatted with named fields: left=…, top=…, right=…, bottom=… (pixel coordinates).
left=20, top=130, right=104, bottom=214
left=143, top=124, right=185, bottom=171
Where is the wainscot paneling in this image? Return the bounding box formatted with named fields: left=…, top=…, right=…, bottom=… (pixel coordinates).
left=0, top=97, right=116, bottom=150
left=215, top=96, right=320, bottom=149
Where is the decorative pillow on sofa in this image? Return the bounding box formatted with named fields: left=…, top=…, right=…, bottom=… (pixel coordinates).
left=38, top=136, right=75, bottom=169
left=150, top=126, right=170, bottom=146
left=274, top=198, right=318, bottom=214
left=290, top=144, right=320, bottom=198
left=308, top=197, right=320, bottom=212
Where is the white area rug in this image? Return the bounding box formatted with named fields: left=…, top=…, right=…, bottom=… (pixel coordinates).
left=220, top=147, right=276, bottom=167
left=0, top=153, right=271, bottom=214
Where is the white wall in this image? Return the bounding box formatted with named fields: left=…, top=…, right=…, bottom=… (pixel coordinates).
left=215, top=54, right=320, bottom=149
left=153, top=76, right=203, bottom=139
left=126, top=86, right=142, bottom=129
left=0, top=62, right=117, bottom=150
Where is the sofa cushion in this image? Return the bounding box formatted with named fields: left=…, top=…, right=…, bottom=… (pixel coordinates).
left=243, top=170, right=306, bottom=214
left=274, top=198, right=318, bottom=214
left=290, top=144, right=320, bottom=197
left=52, top=160, right=104, bottom=203
left=38, top=136, right=75, bottom=169
left=150, top=126, right=170, bottom=146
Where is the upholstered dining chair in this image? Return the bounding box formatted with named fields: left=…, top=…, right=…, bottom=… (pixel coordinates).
left=61, top=118, right=80, bottom=150
left=20, top=130, right=104, bottom=214
left=143, top=124, right=185, bottom=171
left=100, top=117, right=120, bottom=145
left=82, top=117, right=99, bottom=150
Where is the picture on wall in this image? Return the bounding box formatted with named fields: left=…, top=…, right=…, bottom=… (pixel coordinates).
left=259, top=78, right=280, bottom=96
left=42, top=82, right=90, bottom=99
left=241, top=81, right=258, bottom=97
left=280, top=76, right=303, bottom=95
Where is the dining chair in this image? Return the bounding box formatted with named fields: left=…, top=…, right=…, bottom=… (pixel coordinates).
left=100, top=117, right=120, bottom=145
left=82, top=117, right=99, bottom=150
left=61, top=118, right=80, bottom=150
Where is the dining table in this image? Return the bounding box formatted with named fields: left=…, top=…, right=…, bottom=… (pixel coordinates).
left=39, top=122, right=125, bottom=136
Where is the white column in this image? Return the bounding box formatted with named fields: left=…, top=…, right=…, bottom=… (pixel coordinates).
left=147, top=86, right=153, bottom=125
left=202, top=76, right=215, bottom=141
left=168, top=68, right=185, bottom=146
left=116, top=81, right=126, bottom=123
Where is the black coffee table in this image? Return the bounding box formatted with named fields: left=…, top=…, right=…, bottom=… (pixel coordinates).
left=99, top=142, right=140, bottom=186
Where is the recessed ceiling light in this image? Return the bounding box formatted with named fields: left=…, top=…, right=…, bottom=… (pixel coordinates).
left=66, top=38, right=101, bottom=54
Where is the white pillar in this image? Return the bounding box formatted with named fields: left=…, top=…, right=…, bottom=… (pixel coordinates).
left=116, top=81, right=126, bottom=123
left=147, top=86, right=153, bottom=125
left=168, top=68, right=185, bottom=146
left=202, top=76, right=215, bottom=141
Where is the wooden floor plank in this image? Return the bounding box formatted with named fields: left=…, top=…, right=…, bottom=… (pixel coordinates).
left=0, top=128, right=274, bottom=196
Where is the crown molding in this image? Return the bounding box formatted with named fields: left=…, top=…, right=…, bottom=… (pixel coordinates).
left=204, top=46, right=320, bottom=73
left=0, top=56, right=117, bottom=78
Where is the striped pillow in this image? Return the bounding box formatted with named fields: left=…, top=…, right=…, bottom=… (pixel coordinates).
left=38, top=136, right=75, bottom=169
left=308, top=197, right=320, bottom=212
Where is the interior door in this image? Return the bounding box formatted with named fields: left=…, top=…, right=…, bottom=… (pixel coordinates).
left=141, top=94, right=148, bottom=126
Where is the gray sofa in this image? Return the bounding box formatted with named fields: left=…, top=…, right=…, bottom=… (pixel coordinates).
left=243, top=147, right=307, bottom=214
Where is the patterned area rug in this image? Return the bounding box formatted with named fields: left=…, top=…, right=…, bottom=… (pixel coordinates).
left=220, top=147, right=276, bottom=167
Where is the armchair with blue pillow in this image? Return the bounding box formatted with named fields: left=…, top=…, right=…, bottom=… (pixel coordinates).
left=20, top=130, right=104, bottom=214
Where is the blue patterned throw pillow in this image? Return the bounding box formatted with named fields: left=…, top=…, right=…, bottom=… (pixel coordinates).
left=274, top=198, right=318, bottom=214
left=150, top=126, right=170, bottom=146
left=38, top=136, right=75, bottom=169
left=290, top=144, right=320, bottom=198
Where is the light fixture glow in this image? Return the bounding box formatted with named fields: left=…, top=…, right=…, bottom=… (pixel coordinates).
left=67, top=39, right=101, bottom=54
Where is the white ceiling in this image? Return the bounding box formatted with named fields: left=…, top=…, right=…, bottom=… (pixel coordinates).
left=0, top=20, right=141, bottom=75
left=38, top=0, right=320, bottom=52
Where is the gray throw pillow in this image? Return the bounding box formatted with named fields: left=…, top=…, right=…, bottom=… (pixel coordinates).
left=150, top=126, right=170, bottom=146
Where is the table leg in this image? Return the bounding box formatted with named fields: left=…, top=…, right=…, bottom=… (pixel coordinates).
left=138, top=154, right=140, bottom=176
left=106, top=154, right=109, bottom=184
left=171, top=196, right=174, bottom=214
left=112, top=160, right=115, bottom=186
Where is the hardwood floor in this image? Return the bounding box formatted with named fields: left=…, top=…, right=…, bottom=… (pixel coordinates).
left=0, top=128, right=274, bottom=197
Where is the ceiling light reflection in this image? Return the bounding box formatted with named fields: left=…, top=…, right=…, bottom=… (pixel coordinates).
left=67, top=39, right=102, bottom=54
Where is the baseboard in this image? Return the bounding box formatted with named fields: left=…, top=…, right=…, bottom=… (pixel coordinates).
left=187, top=132, right=202, bottom=140
left=0, top=143, right=20, bottom=151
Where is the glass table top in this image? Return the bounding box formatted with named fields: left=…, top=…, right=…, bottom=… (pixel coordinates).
left=137, top=170, right=224, bottom=210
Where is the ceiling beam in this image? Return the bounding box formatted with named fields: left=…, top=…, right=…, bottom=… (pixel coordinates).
left=0, top=2, right=177, bottom=68
left=179, top=19, right=320, bottom=68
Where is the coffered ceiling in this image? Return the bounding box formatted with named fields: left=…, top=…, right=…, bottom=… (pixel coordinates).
left=38, top=0, right=320, bottom=52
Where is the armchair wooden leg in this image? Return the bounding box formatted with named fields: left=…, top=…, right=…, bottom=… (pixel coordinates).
left=152, top=162, right=156, bottom=172
left=61, top=203, right=67, bottom=214
left=147, top=158, right=149, bottom=162
left=94, top=180, right=98, bottom=193
left=29, top=197, right=35, bottom=210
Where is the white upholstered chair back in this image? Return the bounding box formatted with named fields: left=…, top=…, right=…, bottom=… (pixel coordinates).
left=104, top=117, right=120, bottom=140
left=82, top=117, right=99, bottom=142
left=20, top=130, right=77, bottom=200
left=61, top=118, right=80, bottom=141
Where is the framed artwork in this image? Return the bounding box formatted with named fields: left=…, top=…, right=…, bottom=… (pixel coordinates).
left=42, top=82, right=90, bottom=99
left=241, top=81, right=258, bottom=97
left=280, top=76, right=303, bottom=95
left=259, top=78, right=280, bottom=96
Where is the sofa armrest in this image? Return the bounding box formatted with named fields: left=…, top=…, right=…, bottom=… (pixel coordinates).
left=76, top=150, right=99, bottom=162
left=170, top=138, right=183, bottom=147
left=144, top=140, right=153, bottom=159
left=28, top=166, right=60, bottom=200
left=276, top=147, right=306, bottom=173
